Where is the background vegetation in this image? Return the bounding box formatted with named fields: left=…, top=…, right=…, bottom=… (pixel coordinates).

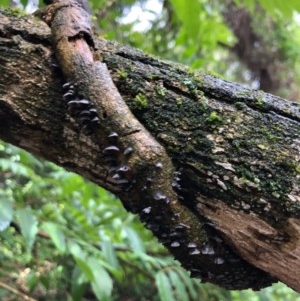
left=0, top=0, right=300, bottom=300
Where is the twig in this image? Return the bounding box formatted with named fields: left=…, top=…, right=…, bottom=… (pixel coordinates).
left=0, top=281, right=38, bottom=301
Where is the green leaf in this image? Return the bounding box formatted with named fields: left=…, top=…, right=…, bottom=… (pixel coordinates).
left=41, top=222, right=66, bottom=254
left=234, top=0, right=300, bottom=17
left=88, top=257, right=113, bottom=301
left=16, top=207, right=38, bottom=250
left=176, top=269, right=198, bottom=299
left=68, top=239, right=83, bottom=258
left=68, top=240, right=94, bottom=281
left=39, top=275, right=51, bottom=289
left=75, top=257, right=94, bottom=282
left=155, top=271, right=176, bottom=301
left=124, top=227, right=145, bottom=253
left=168, top=269, right=189, bottom=301
left=71, top=266, right=88, bottom=301
left=101, top=240, right=119, bottom=269
left=0, top=192, right=13, bottom=231
left=170, top=0, right=201, bottom=40
left=26, top=271, right=39, bottom=293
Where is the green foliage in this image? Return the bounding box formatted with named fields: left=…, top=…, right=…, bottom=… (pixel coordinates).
left=41, top=222, right=67, bottom=253
left=170, top=0, right=202, bottom=40
left=233, top=0, right=300, bottom=18
left=169, top=0, right=234, bottom=67
left=0, top=191, right=13, bottom=230
left=17, top=207, right=38, bottom=252
left=0, top=0, right=9, bottom=8
left=0, top=142, right=224, bottom=300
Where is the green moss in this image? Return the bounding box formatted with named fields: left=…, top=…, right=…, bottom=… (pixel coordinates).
left=251, top=119, right=284, bottom=145
left=254, top=97, right=264, bottom=106
left=183, top=79, right=197, bottom=93
left=235, top=91, right=250, bottom=97
left=255, top=98, right=264, bottom=106
left=235, top=102, right=247, bottom=110
left=276, top=159, right=300, bottom=175
left=155, top=86, right=165, bottom=96
left=5, top=7, right=26, bottom=17
left=176, top=97, right=182, bottom=106
left=209, top=111, right=219, bottom=121
left=133, top=93, right=148, bottom=110
left=118, top=69, right=128, bottom=79
left=236, top=165, right=256, bottom=182
left=207, top=71, right=224, bottom=79
left=149, top=74, right=160, bottom=80
left=205, top=111, right=223, bottom=125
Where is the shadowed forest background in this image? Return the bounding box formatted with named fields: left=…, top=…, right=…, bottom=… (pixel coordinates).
left=0, top=0, right=300, bottom=300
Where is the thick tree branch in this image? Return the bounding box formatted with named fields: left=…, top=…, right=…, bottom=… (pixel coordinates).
left=0, top=9, right=299, bottom=291
left=43, top=0, right=219, bottom=290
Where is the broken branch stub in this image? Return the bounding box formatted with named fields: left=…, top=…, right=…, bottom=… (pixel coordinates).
left=41, top=0, right=274, bottom=289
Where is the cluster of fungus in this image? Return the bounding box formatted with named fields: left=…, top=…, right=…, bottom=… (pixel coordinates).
left=62, top=82, right=100, bottom=135
left=101, top=132, right=134, bottom=190
left=62, top=81, right=136, bottom=189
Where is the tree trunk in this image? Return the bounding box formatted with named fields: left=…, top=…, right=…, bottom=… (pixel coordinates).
left=0, top=9, right=299, bottom=291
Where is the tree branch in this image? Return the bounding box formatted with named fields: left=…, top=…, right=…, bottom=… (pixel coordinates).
left=0, top=281, right=38, bottom=301
left=0, top=8, right=299, bottom=291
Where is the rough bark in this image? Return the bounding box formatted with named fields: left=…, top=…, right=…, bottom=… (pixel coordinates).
left=0, top=9, right=299, bottom=291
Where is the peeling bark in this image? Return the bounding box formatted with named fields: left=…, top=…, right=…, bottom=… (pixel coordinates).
left=0, top=8, right=299, bottom=291
left=199, top=199, right=300, bottom=291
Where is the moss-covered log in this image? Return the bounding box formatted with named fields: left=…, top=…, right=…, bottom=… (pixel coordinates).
left=0, top=10, right=299, bottom=291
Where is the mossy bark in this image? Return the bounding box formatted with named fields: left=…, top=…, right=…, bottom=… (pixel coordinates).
left=0, top=10, right=299, bottom=291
